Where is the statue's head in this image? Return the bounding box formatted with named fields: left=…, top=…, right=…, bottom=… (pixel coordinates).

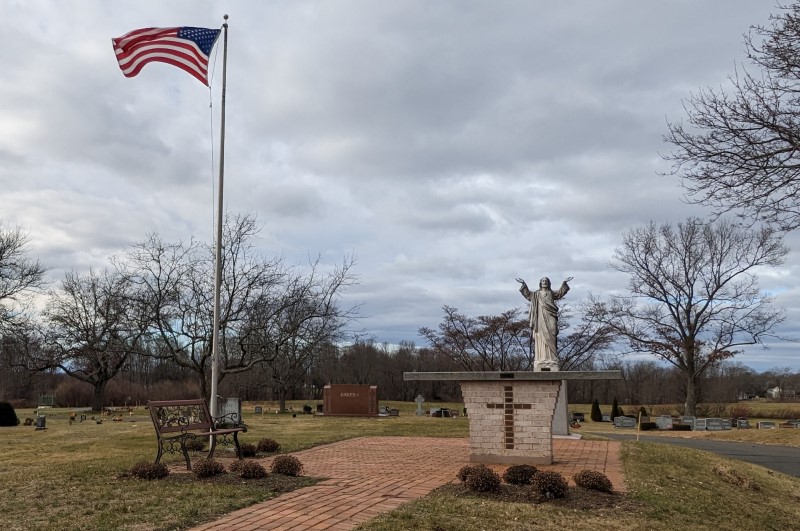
left=539, top=277, right=551, bottom=289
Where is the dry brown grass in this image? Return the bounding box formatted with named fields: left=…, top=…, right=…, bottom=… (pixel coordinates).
left=359, top=442, right=800, bottom=530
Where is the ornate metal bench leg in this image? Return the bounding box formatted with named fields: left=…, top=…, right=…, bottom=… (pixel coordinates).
left=207, top=435, right=217, bottom=460
left=180, top=438, right=192, bottom=470
left=154, top=440, right=164, bottom=465
left=233, top=432, right=243, bottom=460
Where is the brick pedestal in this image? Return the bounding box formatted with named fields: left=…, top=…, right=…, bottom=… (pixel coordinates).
left=462, top=380, right=561, bottom=465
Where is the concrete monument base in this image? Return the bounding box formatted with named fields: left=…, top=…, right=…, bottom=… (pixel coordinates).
left=404, top=371, right=621, bottom=465
left=461, top=379, right=560, bottom=464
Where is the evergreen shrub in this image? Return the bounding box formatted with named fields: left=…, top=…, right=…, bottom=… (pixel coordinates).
left=0, top=402, right=20, bottom=427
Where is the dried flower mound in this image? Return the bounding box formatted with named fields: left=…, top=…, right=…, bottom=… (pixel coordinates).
left=184, top=438, right=205, bottom=452
left=239, top=443, right=257, bottom=458
left=193, top=458, right=225, bottom=478
left=238, top=461, right=267, bottom=479
left=573, top=469, right=613, bottom=493
left=270, top=455, right=303, bottom=476
left=464, top=464, right=501, bottom=493
left=229, top=460, right=246, bottom=473
left=502, top=464, right=538, bottom=485
left=256, top=438, right=281, bottom=453
left=532, top=470, right=568, bottom=499
left=130, top=461, right=169, bottom=480
left=457, top=464, right=479, bottom=483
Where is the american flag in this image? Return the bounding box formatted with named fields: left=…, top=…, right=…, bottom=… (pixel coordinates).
left=113, top=27, right=221, bottom=86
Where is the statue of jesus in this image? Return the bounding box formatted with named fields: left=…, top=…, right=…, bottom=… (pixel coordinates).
left=515, top=276, right=572, bottom=371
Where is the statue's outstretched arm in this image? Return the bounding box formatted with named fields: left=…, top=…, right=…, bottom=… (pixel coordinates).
left=516, top=278, right=531, bottom=299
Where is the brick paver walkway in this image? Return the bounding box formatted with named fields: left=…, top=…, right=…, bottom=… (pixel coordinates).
left=191, top=436, right=624, bottom=531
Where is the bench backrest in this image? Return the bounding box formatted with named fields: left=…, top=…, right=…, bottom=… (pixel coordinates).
left=147, top=399, right=213, bottom=434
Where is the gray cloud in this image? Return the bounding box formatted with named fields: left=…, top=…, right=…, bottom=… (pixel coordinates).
left=0, top=1, right=795, bottom=371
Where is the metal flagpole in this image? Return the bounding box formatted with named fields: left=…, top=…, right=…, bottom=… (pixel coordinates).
left=210, top=14, right=228, bottom=419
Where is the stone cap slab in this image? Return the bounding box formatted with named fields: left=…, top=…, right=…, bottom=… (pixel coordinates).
left=403, top=370, right=622, bottom=381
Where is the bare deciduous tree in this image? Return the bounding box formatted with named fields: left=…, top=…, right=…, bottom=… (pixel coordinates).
left=419, top=307, right=532, bottom=371
left=664, top=3, right=800, bottom=230
left=589, top=218, right=787, bottom=415
left=121, top=214, right=356, bottom=403
left=557, top=307, right=617, bottom=371
left=0, top=223, right=47, bottom=329
left=42, top=269, right=144, bottom=411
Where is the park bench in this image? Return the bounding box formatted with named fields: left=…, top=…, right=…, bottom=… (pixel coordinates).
left=147, top=398, right=247, bottom=470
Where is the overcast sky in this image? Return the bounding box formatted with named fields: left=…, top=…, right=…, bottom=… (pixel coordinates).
left=2, top=1, right=798, bottom=371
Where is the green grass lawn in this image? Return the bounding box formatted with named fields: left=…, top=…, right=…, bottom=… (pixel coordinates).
left=2, top=401, right=799, bottom=530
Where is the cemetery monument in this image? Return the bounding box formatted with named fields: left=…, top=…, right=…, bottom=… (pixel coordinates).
left=406, top=273, right=621, bottom=464
left=322, top=384, right=379, bottom=416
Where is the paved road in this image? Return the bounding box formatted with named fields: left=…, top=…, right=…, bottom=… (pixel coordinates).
left=599, top=433, right=800, bottom=477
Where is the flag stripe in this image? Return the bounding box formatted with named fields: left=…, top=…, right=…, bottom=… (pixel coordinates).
left=112, top=26, right=220, bottom=86
left=112, top=27, right=179, bottom=49
left=116, top=40, right=206, bottom=73
left=119, top=53, right=209, bottom=85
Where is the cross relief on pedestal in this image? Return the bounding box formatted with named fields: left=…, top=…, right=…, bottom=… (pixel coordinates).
left=486, top=385, right=532, bottom=449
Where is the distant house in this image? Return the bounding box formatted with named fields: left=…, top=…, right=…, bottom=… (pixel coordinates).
left=736, top=391, right=756, bottom=401
left=767, top=386, right=781, bottom=399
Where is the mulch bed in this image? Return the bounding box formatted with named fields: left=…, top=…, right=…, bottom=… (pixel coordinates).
left=437, top=483, right=643, bottom=511
left=116, top=469, right=316, bottom=492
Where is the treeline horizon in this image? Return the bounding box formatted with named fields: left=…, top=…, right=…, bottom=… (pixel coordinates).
left=4, top=340, right=798, bottom=413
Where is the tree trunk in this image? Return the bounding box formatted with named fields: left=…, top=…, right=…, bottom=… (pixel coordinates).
left=198, top=372, right=209, bottom=402
left=278, top=388, right=287, bottom=412
left=92, top=381, right=108, bottom=412
left=685, top=374, right=699, bottom=416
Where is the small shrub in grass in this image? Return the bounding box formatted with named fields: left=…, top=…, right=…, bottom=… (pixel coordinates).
left=256, top=438, right=281, bottom=453
left=0, top=402, right=20, bottom=427
left=193, top=458, right=225, bottom=478
left=639, top=422, right=657, bottom=431
left=270, top=455, right=303, bottom=476
left=457, top=464, right=479, bottom=483
left=532, top=470, right=568, bottom=499
left=573, top=469, right=613, bottom=493
left=229, top=460, right=246, bottom=473
left=464, top=465, right=501, bottom=493
left=130, top=461, right=169, bottom=480
left=184, top=438, right=205, bottom=452
left=239, top=443, right=257, bottom=458
left=502, top=464, right=537, bottom=485
left=237, top=461, right=267, bottom=479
